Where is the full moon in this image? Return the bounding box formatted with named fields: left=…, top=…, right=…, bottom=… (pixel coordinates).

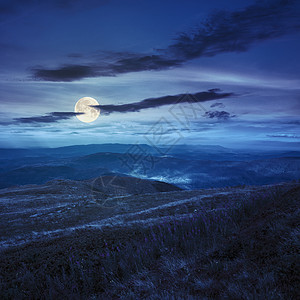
left=75, top=97, right=100, bottom=123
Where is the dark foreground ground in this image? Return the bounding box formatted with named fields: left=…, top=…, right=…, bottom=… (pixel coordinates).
left=0, top=178, right=299, bottom=299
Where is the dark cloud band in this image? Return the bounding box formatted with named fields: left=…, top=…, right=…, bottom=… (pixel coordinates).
left=14, top=112, right=83, bottom=124
left=91, top=89, right=235, bottom=115
left=32, top=0, right=300, bottom=82
left=8, top=90, right=234, bottom=124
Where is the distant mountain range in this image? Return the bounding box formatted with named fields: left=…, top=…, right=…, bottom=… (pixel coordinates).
left=0, top=144, right=299, bottom=189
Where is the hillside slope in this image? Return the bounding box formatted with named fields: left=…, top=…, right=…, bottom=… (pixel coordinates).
left=0, top=179, right=299, bottom=298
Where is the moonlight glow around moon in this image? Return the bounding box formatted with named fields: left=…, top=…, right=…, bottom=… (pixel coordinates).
left=75, top=97, right=100, bottom=123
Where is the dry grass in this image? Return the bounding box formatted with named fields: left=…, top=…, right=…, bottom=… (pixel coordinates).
left=0, top=181, right=299, bottom=299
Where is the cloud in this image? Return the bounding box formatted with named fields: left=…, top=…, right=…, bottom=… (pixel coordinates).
left=14, top=112, right=83, bottom=124
left=210, top=102, right=225, bottom=108
left=204, top=110, right=236, bottom=120
left=91, top=89, right=235, bottom=115
left=109, top=55, right=182, bottom=74
left=32, top=0, right=300, bottom=81
left=267, top=134, right=299, bottom=138
left=3, top=90, right=234, bottom=125
left=167, top=0, right=300, bottom=60
left=33, top=65, right=98, bottom=82
left=32, top=54, right=182, bottom=81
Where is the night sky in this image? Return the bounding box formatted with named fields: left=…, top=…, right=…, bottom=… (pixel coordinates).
left=0, top=0, right=299, bottom=149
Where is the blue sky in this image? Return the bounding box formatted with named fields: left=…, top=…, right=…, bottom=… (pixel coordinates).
left=0, top=0, right=299, bottom=149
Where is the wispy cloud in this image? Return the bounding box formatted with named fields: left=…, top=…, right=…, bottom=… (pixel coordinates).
left=14, top=112, right=83, bottom=124
left=32, top=0, right=300, bottom=81
left=210, top=102, right=225, bottom=108
left=166, top=0, right=300, bottom=60
left=267, top=133, right=299, bottom=138
left=91, top=89, right=235, bottom=115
